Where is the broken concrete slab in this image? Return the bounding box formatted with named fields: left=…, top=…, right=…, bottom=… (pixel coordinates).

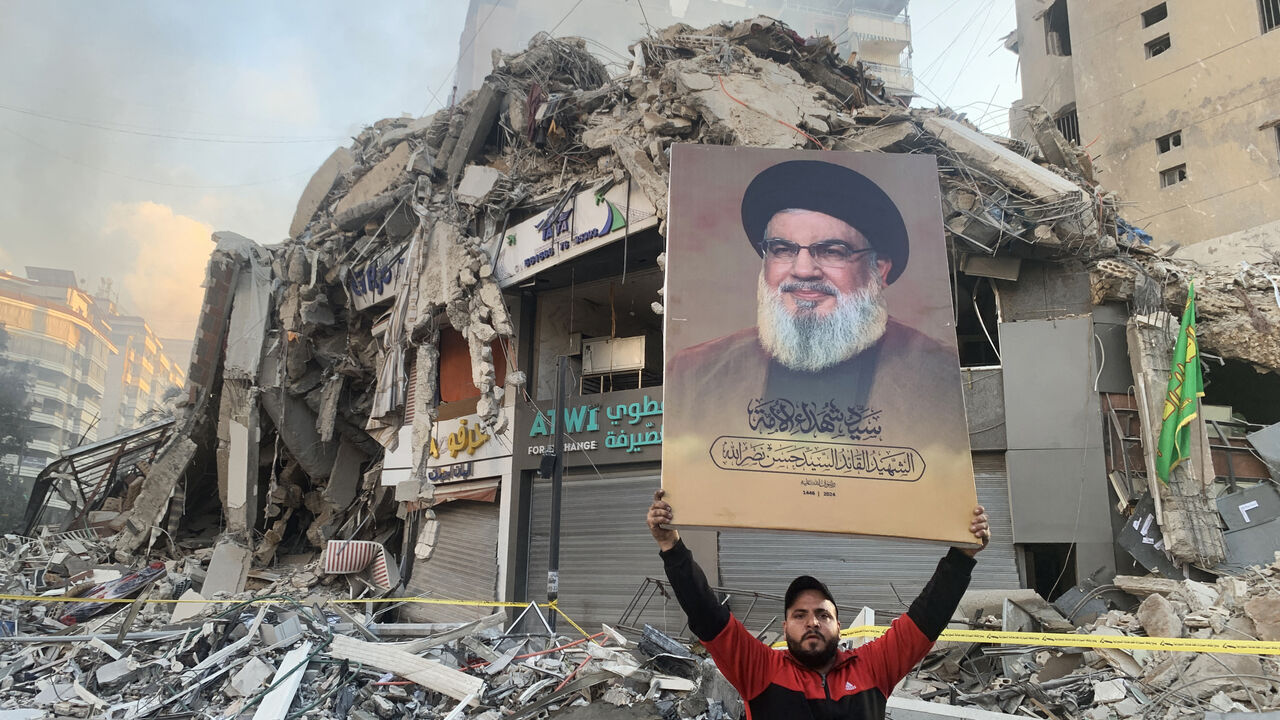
left=610, top=139, right=668, bottom=217
left=923, top=116, right=1084, bottom=202
left=835, top=121, right=919, bottom=152
left=456, top=165, right=505, bottom=205
left=290, top=147, right=354, bottom=239
left=327, top=634, right=484, bottom=705
left=334, top=142, right=412, bottom=221
left=445, top=83, right=504, bottom=183
left=113, top=437, right=198, bottom=554
left=260, top=379, right=338, bottom=480
left=202, top=540, right=251, bottom=598
left=228, top=656, right=275, bottom=698
left=251, top=641, right=313, bottom=720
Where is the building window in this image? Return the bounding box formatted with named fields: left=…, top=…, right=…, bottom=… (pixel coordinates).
left=1142, top=3, right=1168, bottom=27
left=1044, top=0, right=1072, bottom=55
left=1145, top=34, right=1171, bottom=58
left=1159, top=164, right=1188, bottom=188
left=1263, top=0, right=1280, bottom=32
left=1055, top=107, right=1081, bottom=145
left=1156, top=130, right=1182, bottom=153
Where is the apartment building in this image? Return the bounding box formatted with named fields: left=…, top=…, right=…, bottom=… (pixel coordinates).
left=1009, top=0, right=1280, bottom=247
left=0, top=269, right=115, bottom=481
left=0, top=268, right=185, bottom=481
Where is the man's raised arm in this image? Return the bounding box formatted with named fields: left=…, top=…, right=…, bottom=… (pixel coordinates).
left=648, top=490, right=731, bottom=641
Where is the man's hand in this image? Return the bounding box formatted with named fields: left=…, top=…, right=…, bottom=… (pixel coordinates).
left=647, top=489, right=680, bottom=552
left=959, top=505, right=990, bottom=558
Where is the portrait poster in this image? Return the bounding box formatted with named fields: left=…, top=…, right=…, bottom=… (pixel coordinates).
left=661, top=145, right=977, bottom=545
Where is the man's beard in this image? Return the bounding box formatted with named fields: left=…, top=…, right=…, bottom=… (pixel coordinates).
left=756, top=269, right=889, bottom=372
left=787, top=632, right=839, bottom=671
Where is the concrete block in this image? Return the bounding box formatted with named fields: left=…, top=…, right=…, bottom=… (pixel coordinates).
left=334, top=184, right=411, bottom=232
left=290, top=147, right=354, bottom=238
left=1243, top=592, right=1280, bottom=641
left=610, top=138, right=668, bottom=218
left=299, top=295, right=334, bottom=328
left=96, top=657, right=138, bottom=686
left=170, top=589, right=208, bottom=623
left=228, top=657, right=276, bottom=697
left=456, top=165, right=505, bottom=205
left=224, top=261, right=272, bottom=382
left=114, top=437, right=198, bottom=553
left=1136, top=593, right=1183, bottom=638
left=377, top=116, right=433, bottom=149
left=1093, top=679, right=1127, bottom=704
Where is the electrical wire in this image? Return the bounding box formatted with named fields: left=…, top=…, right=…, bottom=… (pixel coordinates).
left=0, top=102, right=346, bottom=144
left=0, top=123, right=315, bottom=189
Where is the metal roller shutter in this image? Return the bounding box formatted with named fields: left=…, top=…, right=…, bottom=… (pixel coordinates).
left=719, top=452, right=1020, bottom=619
left=527, top=470, right=671, bottom=632
left=405, top=500, right=500, bottom=624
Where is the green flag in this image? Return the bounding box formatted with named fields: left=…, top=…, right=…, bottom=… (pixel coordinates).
left=1155, top=282, right=1203, bottom=485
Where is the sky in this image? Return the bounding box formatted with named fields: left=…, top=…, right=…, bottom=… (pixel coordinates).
left=0, top=0, right=1019, bottom=345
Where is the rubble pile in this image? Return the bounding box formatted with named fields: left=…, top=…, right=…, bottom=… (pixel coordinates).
left=4, top=528, right=1280, bottom=719
left=903, top=560, right=1280, bottom=719
left=0, top=531, right=742, bottom=720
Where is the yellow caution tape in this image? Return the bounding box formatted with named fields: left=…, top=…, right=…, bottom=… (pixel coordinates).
left=12, top=593, right=1277, bottom=655
left=765, top=625, right=1280, bottom=656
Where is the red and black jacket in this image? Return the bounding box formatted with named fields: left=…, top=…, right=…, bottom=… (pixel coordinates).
left=660, top=540, right=975, bottom=720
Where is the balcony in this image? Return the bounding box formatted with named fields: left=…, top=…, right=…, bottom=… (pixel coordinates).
left=850, top=9, right=910, bottom=46
left=863, top=60, right=914, bottom=96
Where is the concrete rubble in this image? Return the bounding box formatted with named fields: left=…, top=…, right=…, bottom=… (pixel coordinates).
left=3, top=529, right=1280, bottom=718
left=5, top=13, right=1280, bottom=720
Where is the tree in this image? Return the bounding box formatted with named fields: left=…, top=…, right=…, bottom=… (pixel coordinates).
left=0, top=325, right=34, bottom=533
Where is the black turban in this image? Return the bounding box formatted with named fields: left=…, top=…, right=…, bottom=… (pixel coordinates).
left=741, top=160, right=909, bottom=284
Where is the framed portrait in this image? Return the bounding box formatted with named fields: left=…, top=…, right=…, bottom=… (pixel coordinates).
left=662, top=145, right=977, bottom=545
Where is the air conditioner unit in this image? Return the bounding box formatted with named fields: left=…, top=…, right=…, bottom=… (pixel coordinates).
left=581, top=335, right=646, bottom=375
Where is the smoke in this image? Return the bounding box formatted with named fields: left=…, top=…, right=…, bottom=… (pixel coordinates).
left=103, top=202, right=212, bottom=340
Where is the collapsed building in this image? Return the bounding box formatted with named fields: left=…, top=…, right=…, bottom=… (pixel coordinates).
left=5, top=15, right=1280, bottom=720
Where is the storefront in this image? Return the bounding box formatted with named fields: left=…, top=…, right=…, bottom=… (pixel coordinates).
left=402, top=409, right=514, bottom=623
left=512, top=387, right=670, bottom=631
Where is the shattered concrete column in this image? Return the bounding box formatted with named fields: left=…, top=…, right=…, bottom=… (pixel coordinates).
left=445, top=82, right=504, bottom=183
left=410, top=339, right=440, bottom=472
left=217, top=236, right=273, bottom=540
left=1126, top=314, right=1227, bottom=567
left=114, top=438, right=198, bottom=554
left=611, top=138, right=669, bottom=217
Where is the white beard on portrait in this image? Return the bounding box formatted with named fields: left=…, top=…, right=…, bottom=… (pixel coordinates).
left=755, top=265, right=889, bottom=373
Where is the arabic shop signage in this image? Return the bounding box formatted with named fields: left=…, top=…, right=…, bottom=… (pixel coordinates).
left=512, top=387, right=664, bottom=471
left=347, top=245, right=409, bottom=311
left=424, top=409, right=513, bottom=482
left=492, top=179, right=658, bottom=289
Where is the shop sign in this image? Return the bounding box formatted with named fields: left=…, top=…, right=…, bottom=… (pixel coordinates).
left=424, top=408, right=513, bottom=470
left=512, top=387, right=664, bottom=471
left=492, top=180, right=658, bottom=288
left=347, top=246, right=409, bottom=311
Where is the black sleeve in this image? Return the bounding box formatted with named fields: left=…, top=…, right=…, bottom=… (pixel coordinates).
left=660, top=538, right=731, bottom=642
left=906, top=547, right=977, bottom=640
